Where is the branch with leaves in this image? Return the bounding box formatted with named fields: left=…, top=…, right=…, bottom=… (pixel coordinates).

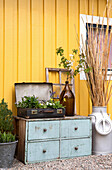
left=56, top=47, right=92, bottom=80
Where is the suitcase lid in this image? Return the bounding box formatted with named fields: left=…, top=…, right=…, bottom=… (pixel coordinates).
left=15, top=82, right=53, bottom=103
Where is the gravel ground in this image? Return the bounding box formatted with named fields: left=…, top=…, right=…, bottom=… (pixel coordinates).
left=1, top=154, right=112, bottom=170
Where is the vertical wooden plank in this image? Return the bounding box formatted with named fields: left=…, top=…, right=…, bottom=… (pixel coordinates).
left=12, top=0, right=17, bottom=84
left=80, top=0, right=89, bottom=116
left=89, top=0, right=98, bottom=16
left=44, top=0, right=55, bottom=81
left=4, top=0, right=17, bottom=113
left=56, top=0, right=68, bottom=94
left=12, top=0, right=17, bottom=115
left=56, top=0, right=67, bottom=67
left=16, top=119, right=26, bottom=162
left=80, top=0, right=89, bottom=14
left=98, top=0, right=106, bottom=17
left=109, top=1, right=112, bottom=18
left=69, top=0, right=80, bottom=115
left=69, top=0, right=79, bottom=54
left=32, top=0, right=44, bottom=82
left=0, top=0, right=3, bottom=100
left=80, top=80, right=89, bottom=116
left=4, top=0, right=14, bottom=109
left=18, top=0, right=31, bottom=82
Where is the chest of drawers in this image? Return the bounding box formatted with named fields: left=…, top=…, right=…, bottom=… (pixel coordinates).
left=14, top=116, right=92, bottom=164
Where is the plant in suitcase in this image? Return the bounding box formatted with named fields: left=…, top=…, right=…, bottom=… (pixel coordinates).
left=16, top=95, right=65, bottom=118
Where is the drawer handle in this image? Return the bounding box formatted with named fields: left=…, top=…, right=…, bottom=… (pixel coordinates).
left=74, top=147, right=78, bottom=150
left=43, top=149, right=46, bottom=153
left=43, top=129, right=47, bottom=132
left=74, top=127, right=78, bottom=131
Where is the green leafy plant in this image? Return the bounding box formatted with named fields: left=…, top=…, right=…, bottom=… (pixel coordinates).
left=0, top=99, right=14, bottom=133
left=16, top=95, right=40, bottom=109
left=0, top=132, right=15, bottom=143
left=38, top=102, right=47, bottom=109
left=0, top=99, right=15, bottom=143
left=16, top=96, right=64, bottom=109
left=56, top=47, right=92, bottom=80
left=46, top=99, right=64, bottom=109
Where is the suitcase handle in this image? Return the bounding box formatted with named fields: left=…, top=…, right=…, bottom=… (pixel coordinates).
left=43, top=110, right=54, bottom=113
left=38, top=109, right=54, bottom=113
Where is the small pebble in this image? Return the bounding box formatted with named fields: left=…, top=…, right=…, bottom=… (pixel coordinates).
left=1, top=154, right=112, bottom=170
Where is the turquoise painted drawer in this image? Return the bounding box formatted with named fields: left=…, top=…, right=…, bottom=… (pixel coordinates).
left=27, top=140, right=59, bottom=162
left=15, top=116, right=92, bottom=164
left=60, top=119, right=91, bottom=138
left=28, top=121, right=59, bottom=140
left=60, top=138, right=91, bottom=158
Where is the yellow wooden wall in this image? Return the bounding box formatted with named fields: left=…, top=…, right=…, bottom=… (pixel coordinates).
left=1, top=0, right=111, bottom=117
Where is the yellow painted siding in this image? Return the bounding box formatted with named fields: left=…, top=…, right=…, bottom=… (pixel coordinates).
left=0, top=0, right=3, bottom=100
left=0, top=0, right=110, bottom=117
left=32, top=0, right=44, bottom=81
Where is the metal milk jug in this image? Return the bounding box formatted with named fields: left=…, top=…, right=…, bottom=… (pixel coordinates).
left=90, top=106, right=112, bottom=155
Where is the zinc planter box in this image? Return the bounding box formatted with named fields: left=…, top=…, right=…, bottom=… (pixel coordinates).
left=0, top=140, right=18, bottom=168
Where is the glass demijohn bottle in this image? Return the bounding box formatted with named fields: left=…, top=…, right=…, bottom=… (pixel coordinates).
left=60, top=81, right=75, bottom=116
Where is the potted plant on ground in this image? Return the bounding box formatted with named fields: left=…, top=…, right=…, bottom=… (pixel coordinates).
left=0, top=99, right=18, bottom=168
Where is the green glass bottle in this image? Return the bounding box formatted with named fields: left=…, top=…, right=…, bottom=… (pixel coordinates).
left=60, top=81, right=75, bottom=116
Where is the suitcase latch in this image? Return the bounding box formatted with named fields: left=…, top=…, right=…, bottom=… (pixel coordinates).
left=57, top=109, right=62, bottom=114
left=31, top=110, right=37, bottom=114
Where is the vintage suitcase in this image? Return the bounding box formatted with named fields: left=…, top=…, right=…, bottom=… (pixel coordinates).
left=15, top=82, right=65, bottom=118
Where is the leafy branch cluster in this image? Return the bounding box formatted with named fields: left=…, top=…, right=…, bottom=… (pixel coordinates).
left=16, top=96, right=64, bottom=109
left=56, top=47, right=91, bottom=79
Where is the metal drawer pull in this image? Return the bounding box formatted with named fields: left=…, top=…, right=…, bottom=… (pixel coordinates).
left=43, top=129, right=47, bottom=132
left=43, top=149, right=46, bottom=153
left=74, top=127, right=78, bottom=130
left=74, top=147, right=78, bottom=150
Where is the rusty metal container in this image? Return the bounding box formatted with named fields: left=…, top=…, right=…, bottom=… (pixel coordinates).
left=15, top=82, right=65, bottom=118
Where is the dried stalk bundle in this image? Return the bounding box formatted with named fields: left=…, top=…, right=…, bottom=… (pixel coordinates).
left=81, top=4, right=112, bottom=106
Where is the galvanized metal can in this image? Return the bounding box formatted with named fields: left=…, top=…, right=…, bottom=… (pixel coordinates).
left=90, top=106, right=112, bottom=155
left=0, top=140, right=18, bottom=168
